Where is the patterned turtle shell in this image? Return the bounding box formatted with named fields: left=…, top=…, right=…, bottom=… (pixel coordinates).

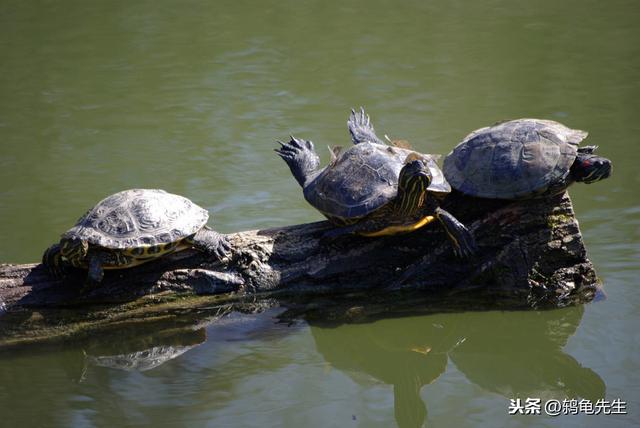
left=62, top=189, right=209, bottom=249
left=443, top=119, right=588, bottom=199
left=304, top=142, right=450, bottom=220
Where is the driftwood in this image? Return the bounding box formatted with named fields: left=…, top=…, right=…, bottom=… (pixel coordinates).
left=0, top=192, right=600, bottom=347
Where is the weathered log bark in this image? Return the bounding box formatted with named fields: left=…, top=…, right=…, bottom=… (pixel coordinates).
left=0, top=192, right=599, bottom=347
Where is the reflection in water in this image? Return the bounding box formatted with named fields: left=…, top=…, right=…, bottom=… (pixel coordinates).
left=0, top=303, right=612, bottom=427
left=0, top=307, right=296, bottom=427
left=0, top=0, right=637, bottom=425
left=86, top=328, right=207, bottom=372
left=88, top=344, right=196, bottom=372
left=310, top=306, right=605, bottom=428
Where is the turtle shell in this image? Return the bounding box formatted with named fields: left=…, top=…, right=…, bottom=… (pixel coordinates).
left=443, top=119, right=587, bottom=199
left=304, top=142, right=449, bottom=220
left=63, top=189, right=209, bottom=249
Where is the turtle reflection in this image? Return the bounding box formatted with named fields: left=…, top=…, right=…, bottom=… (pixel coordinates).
left=310, top=305, right=604, bottom=428
left=86, top=328, right=207, bottom=372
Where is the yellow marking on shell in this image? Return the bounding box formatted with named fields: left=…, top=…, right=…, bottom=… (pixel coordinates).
left=125, top=242, right=182, bottom=260
left=104, top=240, right=192, bottom=269
left=359, top=215, right=435, bottom=237
left=103, top=257, right=151, bottom=269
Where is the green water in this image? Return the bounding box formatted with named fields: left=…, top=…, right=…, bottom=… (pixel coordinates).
left=1, top=0, right=639, bottom=426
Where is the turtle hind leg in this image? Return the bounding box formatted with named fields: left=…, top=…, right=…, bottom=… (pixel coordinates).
left=435, top=207, right=477, bottom=259
left=188, top=227, right=232, bottom=261
left=42, top=243, right=70, bottom=279
left=275, top=136, right=320, bottom=187
left=348, top=107, right=385, bottom=145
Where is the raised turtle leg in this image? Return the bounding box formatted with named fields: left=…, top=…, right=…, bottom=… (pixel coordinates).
left=275, top=136, right=320, bottom=187
left=188, top=226, right=232, bottom=261
left=435, top=207, right=477, bottom=258
left=348, top=107, right=386, bottom=145
left=42, top=243, right=70, bottom=278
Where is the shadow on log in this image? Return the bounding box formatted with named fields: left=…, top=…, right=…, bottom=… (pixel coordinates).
left=0, top=192, right=600, bottom=347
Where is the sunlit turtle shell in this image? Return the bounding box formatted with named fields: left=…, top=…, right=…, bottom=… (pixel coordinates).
left=63, top=189, right=209, bottom=249
left=305, top=142, right=449, bottom=221
left=443, top=119, right=587, bottom=199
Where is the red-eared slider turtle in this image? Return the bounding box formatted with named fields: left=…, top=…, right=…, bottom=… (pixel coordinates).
left=443, top=119, right=612, bottom=199
left=42, top=189, right=231, bottom=285
left=275, top=108, right=476, bottom=258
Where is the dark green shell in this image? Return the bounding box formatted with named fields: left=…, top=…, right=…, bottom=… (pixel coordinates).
left=443, top=119, right=587, bottom=199
left=63, top=189, right=209, bottom=249
left=303, top=142, right=449, bottom=220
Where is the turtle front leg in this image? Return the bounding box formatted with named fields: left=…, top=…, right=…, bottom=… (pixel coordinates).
left=435, top=207, right=477, bottom=259
left=86, top=252, right=107, bottom=287
left=42, top=243, right=69, bottom=278
left=189, top=226, right=232, bottom=261
left=274, top=136, right=320, bottom=187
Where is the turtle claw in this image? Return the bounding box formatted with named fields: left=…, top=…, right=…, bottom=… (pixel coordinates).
left=275, top=136, right=314, bottom=154
left=435, top=207, right=477, bottom=259
left=214, top=235, right=233, bottom=260
left=452, top=233, right=477, bottom=259
left=359, top=106, right=370, bottom=127
left=275, top=136, right=320, bottom=187
left=193, top=229, right=232, bottom=262
left=348, top=107, right=384, bottom=145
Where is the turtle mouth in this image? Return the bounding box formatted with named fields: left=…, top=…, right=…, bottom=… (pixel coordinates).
left=583, top=160, right=612, bottom=184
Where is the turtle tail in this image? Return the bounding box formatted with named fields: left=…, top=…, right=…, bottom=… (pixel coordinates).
left=275, top=136, right=320, bottom=187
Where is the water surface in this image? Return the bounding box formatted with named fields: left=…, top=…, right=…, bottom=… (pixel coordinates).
left=1, top=0, right=639, bottom=426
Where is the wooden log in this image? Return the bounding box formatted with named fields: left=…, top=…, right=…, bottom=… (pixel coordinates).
left=0, top=192, right=600, bottom=347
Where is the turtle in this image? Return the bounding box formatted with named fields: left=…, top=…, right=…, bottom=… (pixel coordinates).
left=42, top=188, right=231, bottom=285
left=275, top=108, right=476, bottom=258
left=443, top=118, right=612, bottom=199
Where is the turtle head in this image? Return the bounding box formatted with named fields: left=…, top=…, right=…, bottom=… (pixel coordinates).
left=397, top=155, right=433, bottom=215
left=571, top=147, right=612, bottom=184
left=60, top=236, right=89, bottom=266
